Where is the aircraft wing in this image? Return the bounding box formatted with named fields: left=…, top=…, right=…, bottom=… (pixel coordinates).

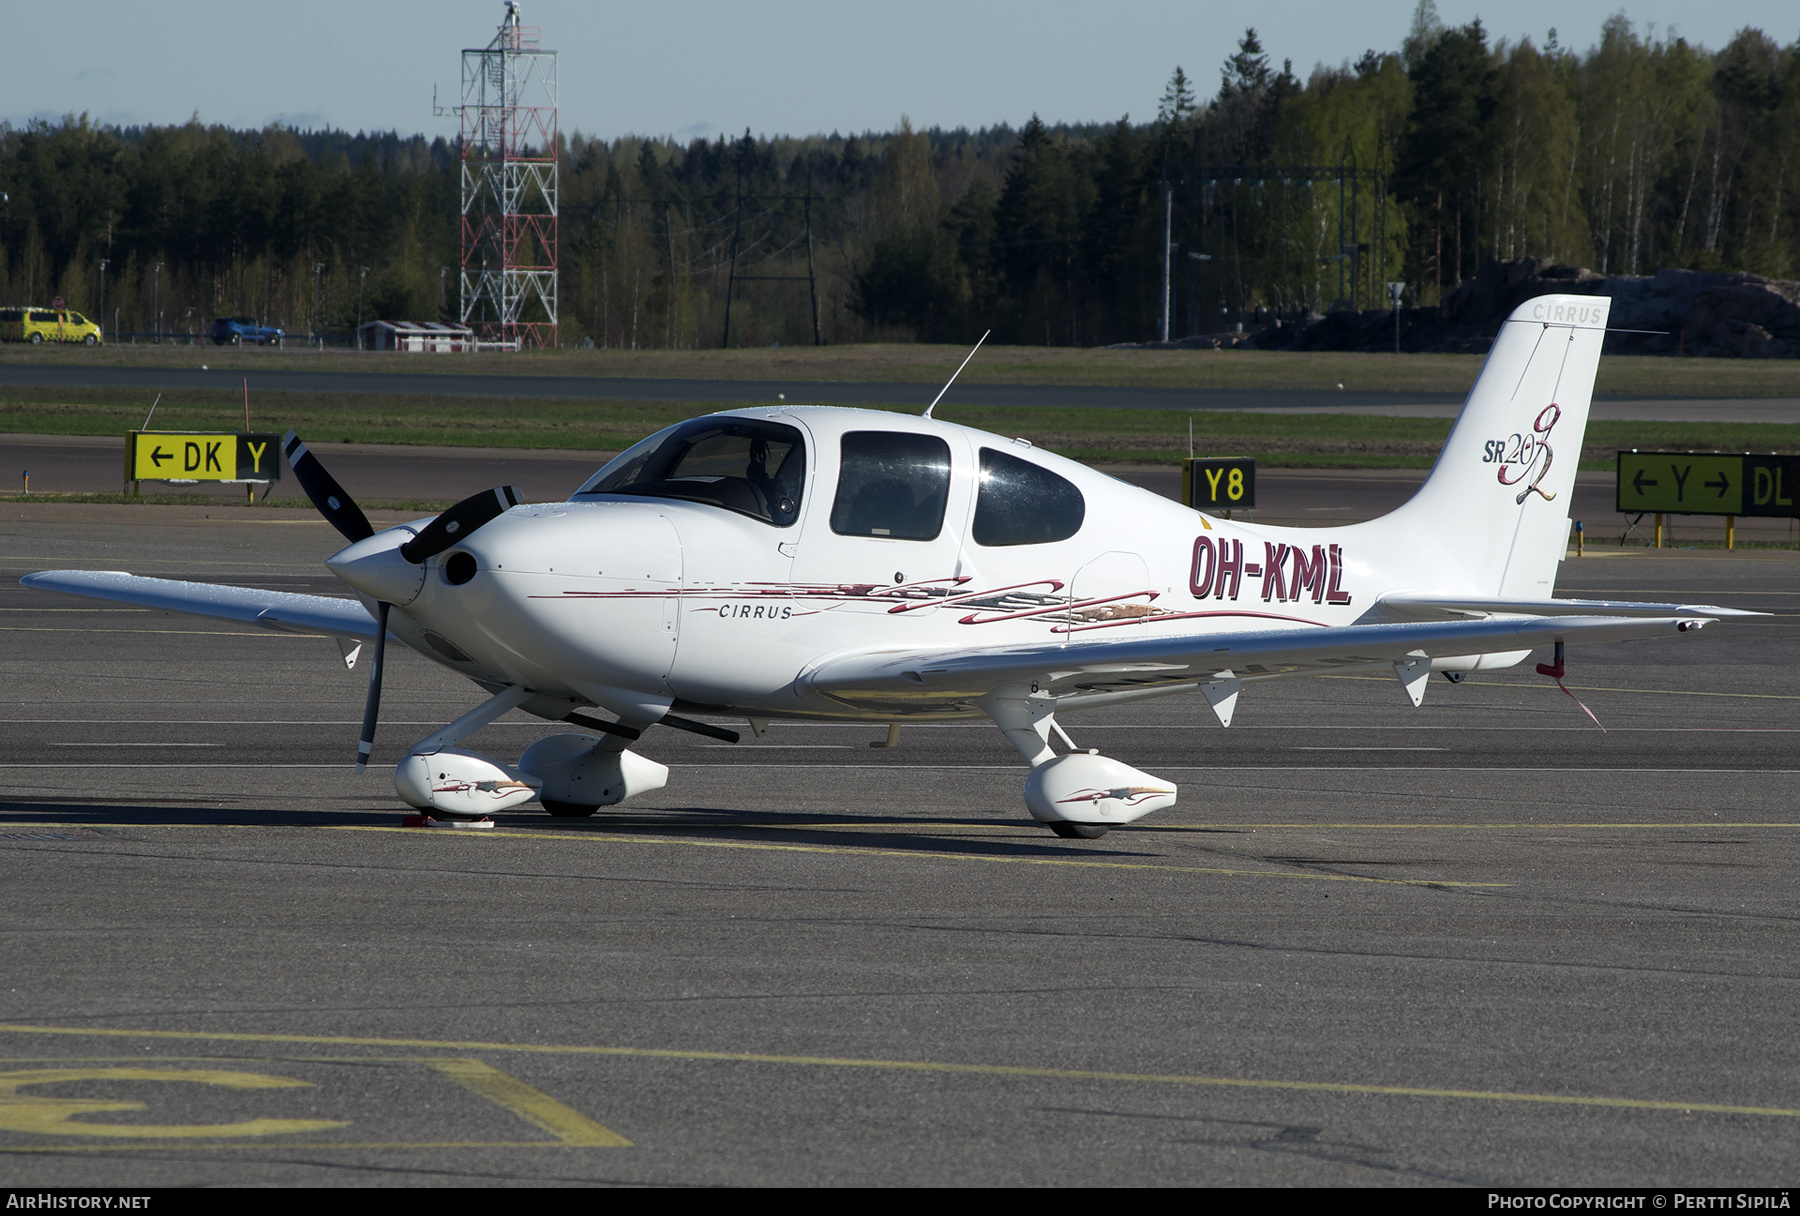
left=800, top=614, right=1712, bottom=712
left=1377, top=594, right=1764, bottom=620
left=20, top=571, right=381, bottom=641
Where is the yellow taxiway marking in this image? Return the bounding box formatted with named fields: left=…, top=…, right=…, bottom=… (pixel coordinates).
left=323, top=824, right=1509, bottom=888
left=0, top=627, right=312, bottom=638
left=1322, top=674, right=1800, bottom=701
left=0, top=820, right=1500, bottom=888
left=2, top=1141, right=566, bottom=1153
left=1153, top=822, right=1800, bottom=831
left=0, top=1054, right=627, bottom=1150
left=0, top=1024, right=1791, bottom=1121
left=424, top=1058, right=630, bottom=1147
left=9, top=819, right=1792, bottom=839
left=0, top=1065, right=345, bottom=1139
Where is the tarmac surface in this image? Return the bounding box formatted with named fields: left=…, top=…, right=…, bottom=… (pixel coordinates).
left=1, top=494, right=1797, bottom=1185
left=2, top=360, right=1798, bottom=421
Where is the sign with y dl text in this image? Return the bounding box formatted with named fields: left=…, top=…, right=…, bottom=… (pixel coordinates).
left=1617, top=451, right=1799, bottom=517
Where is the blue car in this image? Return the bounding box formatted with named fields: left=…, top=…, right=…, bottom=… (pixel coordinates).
left=210, top=316, right=284, bottom=346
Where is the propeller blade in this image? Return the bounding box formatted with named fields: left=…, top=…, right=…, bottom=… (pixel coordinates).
left=399, top=485, right=525, bottom=564
left=354, top=601, right=390, bottom=773
left=284, top=431, right=374, bottom=544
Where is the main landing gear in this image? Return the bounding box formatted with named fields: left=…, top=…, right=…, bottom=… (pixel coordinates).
left=983, top=690, right=1178, bottom=840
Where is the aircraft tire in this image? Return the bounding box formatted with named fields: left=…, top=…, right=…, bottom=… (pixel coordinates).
left=541, top=799, right=600, bottom=818
left=1049, top=821, right=1108, bottom=840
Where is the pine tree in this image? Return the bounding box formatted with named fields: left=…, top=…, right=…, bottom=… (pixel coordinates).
left=1219, top=30, right=1272, bottom=103
left=1157, top=67, right=1197, bottom=128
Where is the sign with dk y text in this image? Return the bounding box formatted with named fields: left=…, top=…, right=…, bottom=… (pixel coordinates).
left=128, top=432, right=283, bottom=482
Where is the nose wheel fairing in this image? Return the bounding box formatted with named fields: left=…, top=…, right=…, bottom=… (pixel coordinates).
left=394, top=748, right=541, bottom=815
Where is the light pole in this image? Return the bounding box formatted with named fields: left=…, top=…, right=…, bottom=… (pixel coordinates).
left=1158, top=181, right=1174, bottom=342
left=97, top=259, right=108, bottom=344
left=152, top=262, right=163, bottom=343
left=313, top=262, right=325, bottom=348
left=1387, top=281, right=1405, bottom=354
left=1187, top=252, right=1211, bottom=338
left=439, top=267, right=449, bottom=320
left=355, top=266, right=369, bottom=347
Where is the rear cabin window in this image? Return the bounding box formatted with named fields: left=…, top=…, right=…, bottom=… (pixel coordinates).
left=574, top=417, right=806, bottom=527
left=830, top=432, right=952, bottom=540
left=972, top=447, right=1085, bottom=546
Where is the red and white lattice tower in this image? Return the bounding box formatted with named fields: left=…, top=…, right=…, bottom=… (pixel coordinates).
left=456, top=2, right=557, bottom=348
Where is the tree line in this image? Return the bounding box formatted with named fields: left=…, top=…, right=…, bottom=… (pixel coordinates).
left=0, top=3, right=1793, bottom=348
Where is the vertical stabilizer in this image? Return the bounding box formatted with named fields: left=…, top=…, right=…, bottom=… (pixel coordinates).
left=1390, top=294, right=1611, bottom=596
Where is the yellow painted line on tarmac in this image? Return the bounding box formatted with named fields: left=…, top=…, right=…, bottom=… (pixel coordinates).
left=323, top=824, right=1510, bottom=888
left=0, top=1053, right=627, bottom=1150
left=1322, top=674, right=1800, bottom=700
left=0, top=627, right=314, bottom=638
left=425, top=1058, right=630, bottom=1146
left=1154, top=822, right=1800, bottom=831
left=0, top=1140, right=565, bottom=1153
left=0, top=1023, right=1791, bottom=1121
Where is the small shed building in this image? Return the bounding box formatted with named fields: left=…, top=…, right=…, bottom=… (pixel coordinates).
left=356, top=320, right=477, bottom=352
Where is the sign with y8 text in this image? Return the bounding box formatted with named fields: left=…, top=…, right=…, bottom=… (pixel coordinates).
left=1182, top=457, right=1256, bottom=512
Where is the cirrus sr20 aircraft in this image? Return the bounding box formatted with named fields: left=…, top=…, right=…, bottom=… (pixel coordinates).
left=23, top=295, right=1760, bottom=836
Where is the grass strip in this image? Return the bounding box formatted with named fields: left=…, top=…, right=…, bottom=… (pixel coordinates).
left=4, top=386, right=1799, bottom=470
left=2, top=342, right=1797, bottom=396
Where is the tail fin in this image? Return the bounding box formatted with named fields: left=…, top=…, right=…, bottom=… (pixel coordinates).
left=1390, top=293, right=1611, bottom=597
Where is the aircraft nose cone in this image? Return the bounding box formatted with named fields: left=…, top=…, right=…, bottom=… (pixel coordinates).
left=326, top=527, right=426, bottom=606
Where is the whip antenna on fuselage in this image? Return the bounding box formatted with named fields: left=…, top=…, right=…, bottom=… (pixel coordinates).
left=923, top=330, right=990, bottom=419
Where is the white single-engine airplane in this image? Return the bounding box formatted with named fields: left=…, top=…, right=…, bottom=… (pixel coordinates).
left=23, top=295, right=1760, bottom=836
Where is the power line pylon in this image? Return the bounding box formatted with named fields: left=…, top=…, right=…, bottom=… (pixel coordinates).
left=450, top=2, right=558, bottom=349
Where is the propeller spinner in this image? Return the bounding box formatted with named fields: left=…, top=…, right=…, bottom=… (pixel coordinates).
left=284, top=431, right=525, bottom=770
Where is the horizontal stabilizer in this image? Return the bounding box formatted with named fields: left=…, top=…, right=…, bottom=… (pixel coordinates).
left=20, top=570, right=380, bottom=641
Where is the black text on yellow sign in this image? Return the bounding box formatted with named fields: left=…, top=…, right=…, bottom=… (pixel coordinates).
left=1182, top=457, right=1256, bottom=511
left=1617, top=451, right=1800, bottom=518
left=130, top=432, right=283, bottom=482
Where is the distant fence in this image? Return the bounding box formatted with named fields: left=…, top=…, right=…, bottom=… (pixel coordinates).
left=104, top=331, right=360, bottom=348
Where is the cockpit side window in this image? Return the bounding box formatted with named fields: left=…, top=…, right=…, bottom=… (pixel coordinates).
left=972, top=447, right=1085, bottom=546
left=574, top=417, right=806, bottom=527
left=830, top=432, right=951, bottom=540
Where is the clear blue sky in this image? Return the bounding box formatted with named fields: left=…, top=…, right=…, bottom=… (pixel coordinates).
left=8, top=2, right=1792, bottom=141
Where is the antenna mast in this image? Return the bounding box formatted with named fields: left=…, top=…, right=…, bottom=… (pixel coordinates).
left=451, top=3, right=559, bottom=348
left=923, top=331, right=990, bottom=419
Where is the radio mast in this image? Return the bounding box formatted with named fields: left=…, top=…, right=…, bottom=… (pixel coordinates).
left=451, top=2, right=558, bottom=348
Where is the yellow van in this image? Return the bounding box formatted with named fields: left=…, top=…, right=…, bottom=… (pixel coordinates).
left=3, top=307, right=101, bottom=345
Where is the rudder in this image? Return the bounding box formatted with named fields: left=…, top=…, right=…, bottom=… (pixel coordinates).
left=1389, top=294, right=1611, bottom=596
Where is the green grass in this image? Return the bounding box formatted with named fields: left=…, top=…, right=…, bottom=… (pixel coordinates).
left=5, top=384, right=1800, bottom=471
left=2, top=339, right=1796, bottom=396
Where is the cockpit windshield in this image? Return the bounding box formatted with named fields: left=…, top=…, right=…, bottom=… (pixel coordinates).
left=573, top=417, right=806, bottom=527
